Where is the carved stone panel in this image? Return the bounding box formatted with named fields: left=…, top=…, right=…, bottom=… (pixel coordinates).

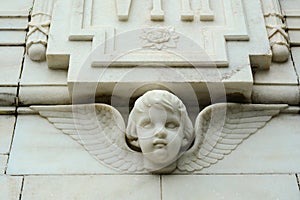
left=47, top=0, right=270, bottom=67
left=45, top=0, right=272, bottom=103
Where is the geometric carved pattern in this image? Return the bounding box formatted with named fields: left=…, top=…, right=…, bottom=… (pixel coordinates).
left=68, top=0, right=249, bottom=67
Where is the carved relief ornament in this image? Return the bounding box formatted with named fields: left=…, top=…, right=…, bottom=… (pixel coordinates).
left=26, top=0, right=55, bottom=61
left=32, top=90, right=288, bottom=174
left=260, top=0, right=290, bottom=63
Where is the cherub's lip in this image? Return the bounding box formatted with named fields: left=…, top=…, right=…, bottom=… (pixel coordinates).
left=153, top=139, right=168, bottom=148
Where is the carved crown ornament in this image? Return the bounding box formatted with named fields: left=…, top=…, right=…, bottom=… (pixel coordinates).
left=31, top=90, right=288, bottom=174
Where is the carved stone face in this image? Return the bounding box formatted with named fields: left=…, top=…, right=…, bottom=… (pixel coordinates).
left=136, top=104, right=184, bottom=168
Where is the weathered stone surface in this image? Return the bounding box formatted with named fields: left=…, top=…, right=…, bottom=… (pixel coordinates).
left=7, top=115, right=115, bottom=175
left=19, top=56, right=69, bottom=105
left=0, top=47, right=24, bottom=86
left=289, top=30, right=300, bottom=46
left=44, top=0, right=273, bottom=103
left=291, top=47, right=300, bottom=77
left=0, top=0, right=33, bottom=16
left=0, top=87, right=17, bottom=106
left=0, top=31, right=26, bottom=45
left=49, top=0, right=266, bottom=68
left=0, top=156, right=8, bottom=174
left=280, top=0, right=300, bottom=10
left=162, top=175, right=300, bottom=200
left=286, top=17, right=300, bottom=30
left=280, top=1, right=300, bottom=46
left=19, top=86, right=71, bottom=105
left=254, top=58, right=298, bottom=85
left=252, top=85, right=300, bottom=105
left=0, top=176, right=23, bottom=200
left=0, top=107, right=15, bottom=115
left=22, top=175, right=160, bottom=200
left=0, top=18, right=28, bottom=30
left=21, top=56, right=67, bottom=86
left=0, top=115, right=15, bottom=154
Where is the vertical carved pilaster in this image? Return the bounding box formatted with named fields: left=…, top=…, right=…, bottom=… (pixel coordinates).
left=181, top=0, right=194, bottom=21
left=151, top=0, right=164, bottom=21
left=261, top=0, right=290, bottom=63
left=200, top=0, right=214, bottom=21
left=116, top=0, right=132, bottom=21
left=26, top=0, right=55, bottom=61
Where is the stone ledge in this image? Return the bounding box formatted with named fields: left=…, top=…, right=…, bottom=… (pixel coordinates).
left=252, top=85, right=300, bottom=105
left=18, top=86, right=70, bottom=105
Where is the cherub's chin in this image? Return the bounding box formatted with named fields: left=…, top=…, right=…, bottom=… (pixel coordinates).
left=152, top=149, right=169, bottom=162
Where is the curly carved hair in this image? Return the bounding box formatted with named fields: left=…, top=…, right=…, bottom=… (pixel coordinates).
left=126, top=90, right=194, bottom=150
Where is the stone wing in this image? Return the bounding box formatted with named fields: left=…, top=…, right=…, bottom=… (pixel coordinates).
left=31, top=104, right=146, bottom=173
left=177, top=103, right=288, bottom=172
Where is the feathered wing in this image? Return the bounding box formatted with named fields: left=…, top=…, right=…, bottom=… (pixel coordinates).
left=31, top=104, right=146, bottom=173
left=177, top=103, right=288, bottom=172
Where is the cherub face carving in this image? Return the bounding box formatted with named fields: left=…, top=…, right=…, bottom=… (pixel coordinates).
left=126, top=90, right=194, bottom=171
left=136, top=104, right=184, bottom=166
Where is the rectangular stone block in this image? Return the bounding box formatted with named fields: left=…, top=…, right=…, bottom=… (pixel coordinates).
left=162, top=175, right=300, bottom=200
left=0, top=115, right=15, bottom=154
left=0, top=107, right=16, bottom=115
left=291, top=47, right=300, bottom=76
left=47, top=0, right=272, bottom=103
left=22, top=175, right=160, bottom=200
left=254, top=57, right=298, bottom=85
left=286, top=17, right=300, bottom=30
left=0, top=47, right=24, bottom=86
left=0, top=30, right=26, bottom=45
left=19, top=86, right=71, bottom=105
left=0, top=17, right=28, bottom=30
left=289, top=30, right=300, bottom=46
left=0, top=87, right=17, bottom=106
left=7, top=115, right=115, bottom=175
left=280, top=0, right=300, bottom=11
left=252, top=85, right=300, bottom=105
left=0, top=176, right=23, bottom=200
left=0, top=156, right=8, bottom=174
left=21, top=56, right=67, bottom=86
left=0, top=0, right=33, bottom=16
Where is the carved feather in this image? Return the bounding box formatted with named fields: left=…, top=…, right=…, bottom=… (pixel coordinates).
left=177, top=103, right=288, bottom=172
left=31, top=104, right=146, bottom=173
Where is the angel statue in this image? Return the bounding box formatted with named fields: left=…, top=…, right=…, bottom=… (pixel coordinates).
left=31, top=90, right=287, bottom=174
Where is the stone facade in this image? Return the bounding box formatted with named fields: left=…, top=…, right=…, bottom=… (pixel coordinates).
left=0, top=0, right=300, bottom=199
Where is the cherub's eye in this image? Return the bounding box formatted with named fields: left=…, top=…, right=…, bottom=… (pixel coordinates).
left=165, top=122, right=179, bottom=129
left=140, top=120, right=153, bottom=129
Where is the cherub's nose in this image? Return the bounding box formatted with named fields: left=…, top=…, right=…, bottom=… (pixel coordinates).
left=155, top=131, right=167, bottom=138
